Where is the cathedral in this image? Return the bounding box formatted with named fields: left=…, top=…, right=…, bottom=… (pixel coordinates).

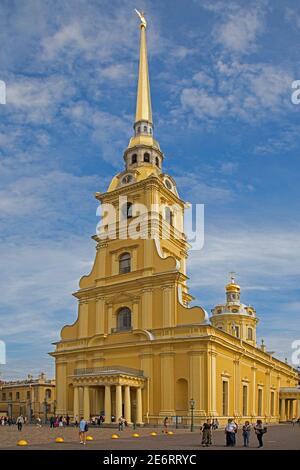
left=51, top=15, right=299, bottom=426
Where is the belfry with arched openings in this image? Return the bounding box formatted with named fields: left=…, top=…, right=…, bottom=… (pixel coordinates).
left=51, top=14, right=299, bottom=426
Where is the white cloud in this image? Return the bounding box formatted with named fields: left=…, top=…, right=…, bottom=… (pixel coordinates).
left=7, top=75, right=75, bottom=124
left=179, top=60, right=294, bottom=123
left=201, top=1, right=267, bottom=55
left=216, top=10, right=263, bottom=53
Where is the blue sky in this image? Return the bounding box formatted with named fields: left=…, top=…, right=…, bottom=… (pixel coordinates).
left=0, top=0, right=300, bottom=380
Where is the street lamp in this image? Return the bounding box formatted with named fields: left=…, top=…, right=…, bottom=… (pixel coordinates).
left=189, top=398, right=195, bottom=432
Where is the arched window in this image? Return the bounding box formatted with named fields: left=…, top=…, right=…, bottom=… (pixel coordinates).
left=143, top=125, right=147, bottom=132
left=234, top=325, right=240, bottom=338
left=149, top=128, right=152, bottom=134
left=247, top=327, right=253, bottom=340
left=117, top=307, right=131, bottom=331
left=122, top=202, right=132, bottom=219
left=155, top=157, right=159, bottom=167
left=143, top=152, right=150, bottom=162
left=165, top=207, right=173, bottom=226
left=119, top=252, right=131, bottom=274
left=137, top=126, right=141, bottom=133
left=131, top=154, right=137, bottom=164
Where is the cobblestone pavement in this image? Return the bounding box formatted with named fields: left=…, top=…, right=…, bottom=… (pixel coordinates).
left=0, top=423, right=299, bottom=450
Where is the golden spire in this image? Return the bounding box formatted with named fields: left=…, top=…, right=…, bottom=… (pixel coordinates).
left=134, top=10, right=153, bottom=125
left=126, top=11, right=160, bottom=151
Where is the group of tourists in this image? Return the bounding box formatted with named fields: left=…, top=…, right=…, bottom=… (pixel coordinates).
left=200, top=418, right=268, bottom=448
left=49, top=415, right=71, bottom=427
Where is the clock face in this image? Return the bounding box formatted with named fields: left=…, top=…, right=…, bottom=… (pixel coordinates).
left=122, top=174, right=133, bottom=185
left=164, top=179, right=172, bottom=190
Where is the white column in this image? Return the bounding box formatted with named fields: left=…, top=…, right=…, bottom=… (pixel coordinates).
left=136, top=387, right=143, bottom=424
left=83, top=386, right=90, bottom=421
left=280, top=399, right=285, bottom=421
left=124, top=385, right=131, bottom=423
left=116, top=385, right=122, bottom=420
left=105, top=385, right=111, bottom=424
left=73, top=386, right=79, bottom=420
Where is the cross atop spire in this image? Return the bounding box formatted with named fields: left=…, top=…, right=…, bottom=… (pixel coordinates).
left=229, top=271, right=237, bottom=284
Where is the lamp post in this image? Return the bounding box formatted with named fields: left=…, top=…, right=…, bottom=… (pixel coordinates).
left=43, top=398, right=48, bottom=425
left=189, top=398, right=195, bottom=432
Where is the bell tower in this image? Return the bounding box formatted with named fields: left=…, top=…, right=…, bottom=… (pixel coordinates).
left=56, top=10, right=207, bottom=347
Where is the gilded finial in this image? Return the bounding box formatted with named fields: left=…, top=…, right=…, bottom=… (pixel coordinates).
left=135, top=9, right=147, bottom=28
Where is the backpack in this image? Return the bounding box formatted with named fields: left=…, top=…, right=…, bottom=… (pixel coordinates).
left=84, top=423, right=89, bottom=432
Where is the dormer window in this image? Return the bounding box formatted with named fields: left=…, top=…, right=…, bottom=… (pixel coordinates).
left=144, top=125, right=147, bottom=132
left=122, top=174, right=133, bottom=185
left=131, top=154, right=137, bottom=164
left=144, top=152, right=150, bottom=162
left=155, top=157, right=160, bottom=167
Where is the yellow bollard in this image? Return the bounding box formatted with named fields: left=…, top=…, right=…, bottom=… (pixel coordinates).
left=111, top=434, right=119, bottom=439
left=86, top=435, right=94, bottom=441
left=55, top=437, right=64, bottom=443
left=167, top=431, right=174, bottom=435
left=132, top=433, right=140, bottom=438
left=150, top=432, right=157, bottom=436
left=17, top=440, right=28, bottom=446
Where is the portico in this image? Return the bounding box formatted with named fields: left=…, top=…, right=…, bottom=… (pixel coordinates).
left=71, top=366, right=145, bottom=425
left=279, top=388, right=300, bottom=421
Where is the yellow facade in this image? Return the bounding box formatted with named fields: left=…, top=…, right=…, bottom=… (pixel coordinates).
left=51, top=14, right=299, bottom=426
left=0, top=373, right=56, bottom=419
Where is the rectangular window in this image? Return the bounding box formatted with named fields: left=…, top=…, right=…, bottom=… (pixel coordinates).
left=27, top=391, right=30, bottom=400
left=258, top=388, right=263, bottom=416
left=242, top=385, right=248, bottom=416
left=270, top=391, right=275, bottom=416
left=16, top=392, right=20, bottom=400
left=222, top=380, right=229, bottom=416
left=2, top=393, right=6, bottom=400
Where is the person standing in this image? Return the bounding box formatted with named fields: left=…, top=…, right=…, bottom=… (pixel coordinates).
left=225, top=418, right=237, bottom=447
left=163, top=416, right=169, bottom=434
left=16, top=415, right=24, bottom=431
left=79, top=417, right=88, bottom=445
left=242, top=421, right=251, bottom=447
left=118, top=416, right=123, bottom=431
left=254, top=420, right=267, bottom=448
left=201, top=420, right=212, bottom=447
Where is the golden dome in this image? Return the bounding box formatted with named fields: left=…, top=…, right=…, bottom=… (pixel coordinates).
left=226, top=283, right=240, bottom=292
